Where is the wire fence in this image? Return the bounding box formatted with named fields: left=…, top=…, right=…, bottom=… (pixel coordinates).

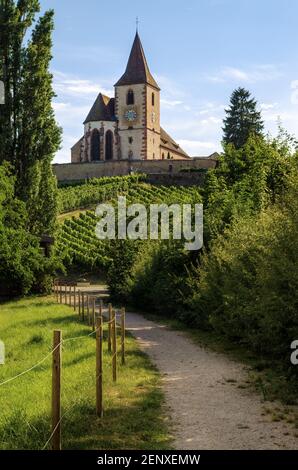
left=0, top=280, right=127, bottom=450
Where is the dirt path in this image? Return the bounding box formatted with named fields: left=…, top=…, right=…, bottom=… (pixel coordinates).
left=125, top=312, right=298, bottom=450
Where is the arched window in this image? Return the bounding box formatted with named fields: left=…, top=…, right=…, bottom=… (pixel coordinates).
left=152, top=92, right=155, bottom=106
left=162, top=153, right=165, bottom=160
left=167, top=152, right=171, bottom=159
left=91, top=129, right=100, bottom=161
left=105, top=130, right=113, bottom=161
left=127, top=89, right=134, bottom=105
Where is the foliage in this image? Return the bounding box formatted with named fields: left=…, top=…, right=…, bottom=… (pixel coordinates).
left=0, top=1, right=61, bottom=236
left=222, top=87, right=264, bottom=149
left=0, top=163, right=60, bottom=297
left=186, top=168, right=298, bottom=374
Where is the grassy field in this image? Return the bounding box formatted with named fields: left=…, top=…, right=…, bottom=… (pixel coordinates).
left=0, top=296, right=171, bottom=450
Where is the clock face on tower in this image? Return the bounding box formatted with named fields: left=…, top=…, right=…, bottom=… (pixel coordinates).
left=124, top=109, right=137, bottom=122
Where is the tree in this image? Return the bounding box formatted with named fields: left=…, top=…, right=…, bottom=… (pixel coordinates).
left=222, top=87, right=264, bottom=149
left=0, top=162, right=58, bottom=297
left=0, top=1, right=61, bottom=236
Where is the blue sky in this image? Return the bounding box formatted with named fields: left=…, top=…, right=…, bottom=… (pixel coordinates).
left=39, top=0, right=298, bottom=162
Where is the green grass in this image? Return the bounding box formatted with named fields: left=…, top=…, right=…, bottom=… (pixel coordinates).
left=0, top=297, right=171, bottom=450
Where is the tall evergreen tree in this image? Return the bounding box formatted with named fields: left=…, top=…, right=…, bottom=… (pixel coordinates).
left=222, top=87, right=264, bottom=149
left=0, top=1, right=61, bottom=236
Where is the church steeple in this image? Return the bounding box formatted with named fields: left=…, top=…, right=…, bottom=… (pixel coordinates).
left=115, top=32, right=160, bottom=90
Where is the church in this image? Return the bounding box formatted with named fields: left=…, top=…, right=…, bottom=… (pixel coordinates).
left=71, top=32, right=191, bottom=163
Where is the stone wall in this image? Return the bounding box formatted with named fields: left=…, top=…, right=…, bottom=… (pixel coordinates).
left=53, top=158, right=217, bottom=183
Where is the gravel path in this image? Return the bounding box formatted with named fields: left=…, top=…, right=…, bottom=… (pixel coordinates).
left=125, top=312, right=298, bottom=450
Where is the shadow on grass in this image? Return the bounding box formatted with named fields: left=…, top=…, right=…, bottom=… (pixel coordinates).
left=0, top=388, right=170, bottom=451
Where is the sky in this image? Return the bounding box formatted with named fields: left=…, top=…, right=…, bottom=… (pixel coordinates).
left=38, top=0, right=298, bottom=163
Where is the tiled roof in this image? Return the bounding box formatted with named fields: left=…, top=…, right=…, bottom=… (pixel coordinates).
left=84, top=94, right=116, bottom=124
left=160, top=127, right=190, bottom=159
left=115, top=32, right=160, bottom=90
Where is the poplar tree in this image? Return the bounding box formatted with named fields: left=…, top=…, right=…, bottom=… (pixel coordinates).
left=0, top=1, right=61, bottom=236
left=222, top=87, right=264, bottom=149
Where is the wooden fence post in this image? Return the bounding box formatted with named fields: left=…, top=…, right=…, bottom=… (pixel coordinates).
left=69, top=284, right=72, bottom=306
left=56, top=281, right=59, bottom=302
left=73, top=285, right=77, bottom=312
left=64, top=285, right=67, bottom=305
left=87, top=295, right=90, bottom=325
left=112, top=309, right=117, bottom=382
left=108, top=303, right=112, bottom=353
left=52, top=330, right=62, bottom=451
left=82, top=292, right=85, bottom=321
left=92, top=297, right=95, bottom=332
left=96, top=315, right=103, bottom=417
left=78, top=291, right=81, bottom=318
left=121, top=307, right=126, bottom=366
left=59, top=284, right=62, bottom=304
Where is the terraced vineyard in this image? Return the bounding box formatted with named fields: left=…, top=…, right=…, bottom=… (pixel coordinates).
left=57, top=178, right=202, bottom=270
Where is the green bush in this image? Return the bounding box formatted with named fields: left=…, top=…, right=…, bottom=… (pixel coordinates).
left=0, top=163, right=60, bottom=297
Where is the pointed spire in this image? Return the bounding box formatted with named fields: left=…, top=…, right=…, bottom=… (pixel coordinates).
left=115, top=32, right=160, bottom=90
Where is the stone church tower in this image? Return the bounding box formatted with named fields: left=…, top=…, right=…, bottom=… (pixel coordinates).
left=71, top=33, right=189, bottom=162
left=114, top=32, right=161, bottom=160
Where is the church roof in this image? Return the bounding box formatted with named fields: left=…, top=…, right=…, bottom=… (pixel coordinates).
left=84, top=94, right=115, bottom=124
left=115, top=32, right=160, bottom=90
left=160, top=127, right=190, bottom=159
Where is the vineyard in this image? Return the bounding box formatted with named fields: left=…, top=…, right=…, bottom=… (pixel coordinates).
left=56, top=178, right=202, bottom=270
left=57, top=174, right=146, bottom=213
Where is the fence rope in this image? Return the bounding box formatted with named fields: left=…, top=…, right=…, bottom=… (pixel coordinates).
left=0, top=327, right=102, bottom=387
left=0, top=341, right=63, bottom=387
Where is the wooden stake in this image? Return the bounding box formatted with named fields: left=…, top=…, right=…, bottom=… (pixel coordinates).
left=121, top=307, right=126, bottom=365
left=78, top=291, right=81, bottom=318
left=87, top=295, right=90, bottom=325
left=108, top=303, right=112, bottom=353
left=73, top=286, right=77, bottom=312
left=92, top=297, right=95, bottom=332
left=82, top=292, right=85, bottom=321
left=112, top=309, right=117, bottom=382
left=52, top=330, right=62, bottom=451
left=96, top=315, right=103, bottom=417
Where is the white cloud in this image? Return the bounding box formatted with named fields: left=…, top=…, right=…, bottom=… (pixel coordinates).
left=155, top=74, right=186, bottom=99
left=53, top=71, right=113, bottom=98
left=161, top=98, right=184, bottom=108
left=178, top=139, right=219, bottom=156
left=208, top=64, right=283, bottom=84
left=260, top=102, right=278, bottom=110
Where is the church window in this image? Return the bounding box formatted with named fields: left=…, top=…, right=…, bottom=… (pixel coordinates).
left=167, top=152, right=171, bottom=159
left=127, top=89, right=134, bottom=105
left=105, top=130, right=113, bottom=161
left=152, top=92, right=155, bottom=106
left=91, top=129, right=100, bottom=162
left=128, top=137, right=133, bottom=144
